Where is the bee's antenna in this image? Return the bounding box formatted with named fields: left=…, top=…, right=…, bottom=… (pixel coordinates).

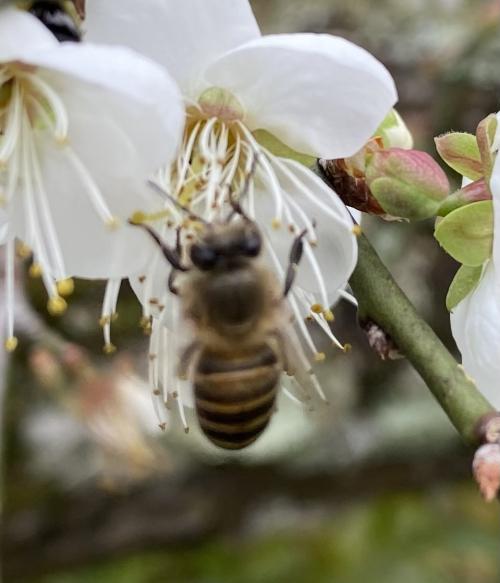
left=226, top=152, right=259, bottom=223
left=147, top=180, right=209, bottom=226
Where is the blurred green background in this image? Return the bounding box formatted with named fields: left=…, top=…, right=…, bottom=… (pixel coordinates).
left=2, top=0, right=500, bottom=581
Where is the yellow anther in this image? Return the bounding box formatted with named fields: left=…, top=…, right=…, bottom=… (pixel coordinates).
left=106, top=216, right=120, bottom=230
left=314, top=352, right=326, bottom=363
left=29, top=263, right=43, bottom=278
left=99, top=315, right=110, bottom=327
left=323, top=309, right=335, bottom=322
left=352, top=225, right=362, bottom=237
left=47, top=296, right=67, bottom=316
left=311, top=303, right=324, bottom=314
left=343, top=343, right=352, bottom=354
left=140, top=317, right=152, bottom=335
left=56, top=278, right=74, bottom=297
left=103, top=343, right=117, bottom=355
left=5, top=336, right=18, bottom=352
left=271, top=218, right=282, bottom=230
left=17, top=243, right=32, bottom=259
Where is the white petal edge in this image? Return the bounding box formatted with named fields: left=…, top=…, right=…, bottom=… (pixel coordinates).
left=27, top=43, right=185, bottom=174
left=205, top=33, right=397, bottom=159
left=0, top=7, right=58, bottom=62
left=85, top=0, right=260, bottom=98
left=253, top=158, right=358, bottom=299
left=450, top=262, right=500, bottom=409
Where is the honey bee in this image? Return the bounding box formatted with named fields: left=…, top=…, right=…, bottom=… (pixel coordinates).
left=27, top=1, right=81, bottom=43
left=133, top=186, right=322, bottom=450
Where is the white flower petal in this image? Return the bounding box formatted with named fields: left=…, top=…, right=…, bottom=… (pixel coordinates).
left=205, top=33, right=397, bottom=159
left=27, top=43, right=184, bottom=174
left=253, top=158, right=357, bottom=299
left=0, top=7, right=57, bottom=61
left=85, top=0, right=260, bottom=98
left=451, top=263, right=500, bottom=408
left=8, top=112, right=161, bottom=279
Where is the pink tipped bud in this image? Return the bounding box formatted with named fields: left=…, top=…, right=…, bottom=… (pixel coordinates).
left=435, top=132, right=483, bottom=180
left=438, top=178, right=491, bottom=216
left=473, top=443, right=500, bottom=502
left=365, top=148, right=450, bottom=220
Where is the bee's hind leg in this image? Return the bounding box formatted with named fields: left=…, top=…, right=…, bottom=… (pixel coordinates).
left=177, top=341, right=201, bottom=381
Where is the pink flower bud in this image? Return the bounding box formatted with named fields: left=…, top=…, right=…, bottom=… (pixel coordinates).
left=438, top=178, right=491, bottom=216
left=473, top=443, right=500, bottom=503
left=365, top=148, right=450, bottom=220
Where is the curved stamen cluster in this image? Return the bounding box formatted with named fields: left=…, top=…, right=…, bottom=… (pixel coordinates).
left=129, top=95, right=353, bottom=427
left=0, top=64, right=118, bottom=348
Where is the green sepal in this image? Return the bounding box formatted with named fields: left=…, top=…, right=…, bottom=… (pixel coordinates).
left=446, top=264, right=483, bottom=311
left=252, top=129, right=316, bottom=168
left=435, top=132, right=483, bottom=180
left=434, top=200, right=493, bottom=266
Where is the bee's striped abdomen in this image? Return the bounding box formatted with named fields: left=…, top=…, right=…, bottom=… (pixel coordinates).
left=194, top=345, right=280, bottom=450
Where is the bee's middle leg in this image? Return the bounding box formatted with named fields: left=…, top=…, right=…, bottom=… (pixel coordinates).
left=283, top=228, right=308, bottom=296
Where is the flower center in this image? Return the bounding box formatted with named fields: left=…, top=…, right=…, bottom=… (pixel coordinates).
left=198, top=87, right=245, bottom=123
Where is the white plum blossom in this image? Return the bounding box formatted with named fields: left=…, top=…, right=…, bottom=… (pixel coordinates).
left=0, top=5, right=184, bottom=350
left=87, top=0, right=397, bottom=428
left=451, top=113, right=500, bottom=409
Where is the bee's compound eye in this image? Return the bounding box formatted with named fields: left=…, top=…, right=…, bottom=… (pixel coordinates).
left=243, top=230, right=262, bottom=257
left=190, top=244, right=218, bottom=270
left=28, top=1, right=81, bottom=42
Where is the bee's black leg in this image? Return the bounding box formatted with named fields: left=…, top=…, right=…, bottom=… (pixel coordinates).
left=130, top=222, right=189, bottom=272
left=167, top=226, right=184, bottom=295
left=284, top=228, right=307, bottom=296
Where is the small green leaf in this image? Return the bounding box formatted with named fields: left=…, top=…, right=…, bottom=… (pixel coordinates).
left=252, top=129, right=316, bottom=168
left=434, top=200, right=493, bottom=266
left=446, top=264, right=483, bottom=311
left=435, top=132, right=483, bottom=180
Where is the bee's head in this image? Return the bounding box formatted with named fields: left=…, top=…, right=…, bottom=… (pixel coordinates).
left=27, top=0, right=81, bottom=42
left=190, top=220, right=262, bottom=271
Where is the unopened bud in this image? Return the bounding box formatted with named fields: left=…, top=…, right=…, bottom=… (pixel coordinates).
left=366, top=149, right=450, bottom=220
left=473, top=443, right=500, bottom=502
left=438, top=178, right=491, bottom=216
left=435, top=132, right=482, bottom=180
left=375, top=109, right=414, bottom=149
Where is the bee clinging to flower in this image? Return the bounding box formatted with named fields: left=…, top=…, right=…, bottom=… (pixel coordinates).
left=131, top=176, right=327, bottom=450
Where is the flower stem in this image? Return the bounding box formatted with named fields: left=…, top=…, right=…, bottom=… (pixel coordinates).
left=349, top=231, right=493, bottom=445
